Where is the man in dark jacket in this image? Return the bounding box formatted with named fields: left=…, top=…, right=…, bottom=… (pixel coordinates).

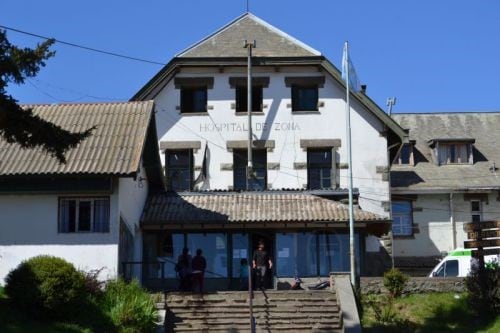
left=177, top=247, right=192, bottom=291
left=252, top=241, right=273, bottom=290
left=191, top=248, right=207, bottom=293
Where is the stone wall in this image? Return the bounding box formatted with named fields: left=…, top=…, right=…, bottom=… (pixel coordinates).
left=360, top=277, right=466, bottom=294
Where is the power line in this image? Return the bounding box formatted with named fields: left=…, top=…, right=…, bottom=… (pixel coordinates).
left=30, top=78, right=126, bottom=101
left=0, top=24, right=166, bottom=66
left=26, top=79, right=125, bottom=103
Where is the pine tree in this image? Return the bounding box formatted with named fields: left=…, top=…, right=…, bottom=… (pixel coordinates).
left=0, top=29, right=93, bottom=163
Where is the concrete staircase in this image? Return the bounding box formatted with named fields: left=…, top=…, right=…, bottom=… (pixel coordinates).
left=158, top=290, right=342, bottom=333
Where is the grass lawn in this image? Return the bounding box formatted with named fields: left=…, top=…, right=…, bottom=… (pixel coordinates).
left=0, top=286, right=96, bottom=333
left=361, top=292, right=500, bottom=333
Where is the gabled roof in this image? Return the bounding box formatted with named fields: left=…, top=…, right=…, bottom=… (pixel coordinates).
left=141, top=192, right=389, bottom=225
left=177, top=13, right=321, bottom=58
left=132, top=14, right=408, bottom=146
left=0, top=101, right=156, bottom=177
left=391, top=112, right=500, bottom=192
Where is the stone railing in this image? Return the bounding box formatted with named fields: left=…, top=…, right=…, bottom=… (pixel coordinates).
left=360, top=277, right=466, bottom=294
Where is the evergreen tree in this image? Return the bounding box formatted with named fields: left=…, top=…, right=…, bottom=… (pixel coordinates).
left=0, top=29, right=93, bottom=163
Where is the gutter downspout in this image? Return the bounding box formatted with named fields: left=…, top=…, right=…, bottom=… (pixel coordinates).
left=449, top=193, right=456, bottom=249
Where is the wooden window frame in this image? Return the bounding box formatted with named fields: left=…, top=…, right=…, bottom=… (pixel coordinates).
left=233, top=149, right=267, bottom=191
left=291, top=84, right=319, bottom=112
left=58, top=197, right=110, bottom=233
left=307, top=148, right=335, bottom=189
left=235, top=85, right=263, bottom=113
left=392, top=201, right=413, bottom=236
left=165, top=149, right=194, bottom=191
left=471, top=200, right=482, bottom=222
left=180, top=86, right=207, bottom=114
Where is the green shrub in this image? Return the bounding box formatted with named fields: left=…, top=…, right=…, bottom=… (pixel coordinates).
left=101, top=279, right=157, bottom=333
left=4, top=255, right=86, bottom=319
left=82, top=268, right=105, bottom=298
left=465, top=261, right=500, bottom=315
left=383, top=268, right=409, bottom=298
left=363, top=294, right=407, bottom=328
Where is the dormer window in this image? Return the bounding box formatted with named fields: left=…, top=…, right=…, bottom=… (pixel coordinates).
left=428, top=138, right=474, bottom=165
left=395, top=142, right=415, bottom=165
left=438, top=143, right=470, bottom=164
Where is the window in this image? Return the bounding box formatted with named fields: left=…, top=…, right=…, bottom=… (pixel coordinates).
left=308, top=149, right=333, bottom=189
left=166, top=150, right=193, bottom=191
left=181, top=87, right=207, bottom=113
left=143, top=233, right=184, bottom=279
left=471, top=200, right=482, bottom=222
left=434, top=260, right=459, bottom=277
left=235, top=85, right=263, bottom=112
left=392, top=201, right=413, bottom=236
left=231, top=233, right=249, bottom=278
left=437, top=143, right=471, bottom=165
left=292, top=85, right=318, bottom=111
left=59, top=197, right=110, bottom=233
left=187, top=233, right=228, bottom=278
left=318, top=233, right=360, bottom=275
left=276, top=233, right=318, bottom=277
left=233, top=149, right=267, bottom=190
left=285, top=76, right=324, bottom=112
left=395, top=143, right=414, bottom=165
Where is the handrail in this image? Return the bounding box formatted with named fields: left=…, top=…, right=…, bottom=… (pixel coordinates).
left=121, top=259, right=228, bottom=279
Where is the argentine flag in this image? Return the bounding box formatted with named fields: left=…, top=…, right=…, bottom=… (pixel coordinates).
left=341, top=42, right=361, bottom=93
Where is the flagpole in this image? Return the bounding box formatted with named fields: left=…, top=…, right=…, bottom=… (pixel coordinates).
left=344, top=41, right=357, bottom=289
left=244, top=39, right=255, bottom=333
left=244, top=40, right=255, bottom=191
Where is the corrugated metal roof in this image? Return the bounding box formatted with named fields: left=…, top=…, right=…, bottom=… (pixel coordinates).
left=391, top=113, right=500, bottom=191
left=0, top=101, right=154, bottom=176
left=141, top=192, right=388, bottom=224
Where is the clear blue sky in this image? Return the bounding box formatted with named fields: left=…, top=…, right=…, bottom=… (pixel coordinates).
left=2, top=0, right=499, bottom=113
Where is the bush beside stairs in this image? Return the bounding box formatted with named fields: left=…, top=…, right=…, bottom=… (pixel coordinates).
left=157, top=289, right=343, bottom=332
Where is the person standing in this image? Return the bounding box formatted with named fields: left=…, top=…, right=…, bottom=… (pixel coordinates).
left=252, top=240, right=273, bottom=290
left=191, top=248, right=207, bottom=293
left=177, top=247, right=192, bottom=291
left=239, top=258, right=249, bottom=290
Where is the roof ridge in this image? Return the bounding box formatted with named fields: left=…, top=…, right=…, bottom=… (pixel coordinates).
left=20, top=100, right=153, bottom=107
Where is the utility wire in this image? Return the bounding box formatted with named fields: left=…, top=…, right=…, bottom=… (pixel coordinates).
left=0, top=24, right=166, bottom=66
left=30, top=78, right=126, bottom=101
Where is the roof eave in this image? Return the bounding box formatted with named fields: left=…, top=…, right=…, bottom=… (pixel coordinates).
left=131, top=56, right=326, bottom=101
left=319, top=59, right=409, bottom=144
left=391, top=186, right=500, bottom=194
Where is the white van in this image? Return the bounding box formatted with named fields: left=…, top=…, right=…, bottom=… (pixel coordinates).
left=429, top=248, right=499, bottom=278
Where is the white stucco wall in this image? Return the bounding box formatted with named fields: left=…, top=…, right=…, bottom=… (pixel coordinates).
left=154, top=67, right=390, bottom=221
left=118, top=164, right=150, bottom=279
left=0, top=191, right=120, bottom=285
left=393, top=191, right=500, bottom=258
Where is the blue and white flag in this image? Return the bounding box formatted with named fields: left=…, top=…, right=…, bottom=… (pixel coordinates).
left=341, top=42, right=361, bottom=92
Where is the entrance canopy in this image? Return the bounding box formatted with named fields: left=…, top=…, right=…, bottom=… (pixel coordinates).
left=141, top=192, right=390, bottom=234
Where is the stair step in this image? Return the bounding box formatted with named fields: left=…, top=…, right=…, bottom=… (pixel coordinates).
left=162, top=290, right=343, bottom=332
left=169, top=318, right=342, bottom=330
left=170, top=314, right=341, bottom=322
left=172, top=324, right=342, bottom=332
left=173, top=327, right=342, bottom=332
left=168, top=308, right=341, bottom=316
